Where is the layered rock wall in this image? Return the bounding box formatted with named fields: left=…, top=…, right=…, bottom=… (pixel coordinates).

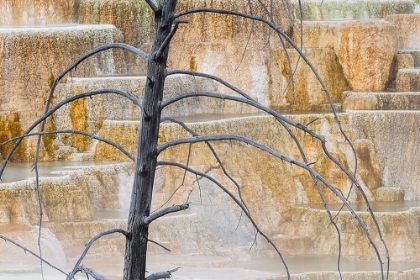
left=0, top=162, right=131, bottom=224
left=291, top=0, right=414, bottom=21
left=0, top=25, right=126, bottom=160
left=93, top=113, right=387, bottom=236
left=0, top=0, right=80, bottom=25
left=292, top=20, right=398, bottom=92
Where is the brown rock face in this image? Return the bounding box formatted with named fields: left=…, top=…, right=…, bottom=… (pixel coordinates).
left=279, top=48, right=348, bottom=110
left=336, top=20, right=398, bottom=91
left=386, top=14, right=420, bottom=49
left=0, top=112, right=27, bottom=162
left=293, top=20, right=398, bottom=92
left=0, top=0, right=79, bottom=25
left=77, top=0, right=154, bottom=73
left=0, top=25, right=126, bottom=160
left=396, top=69, right=420, bottom=91
left=167, top=0, right=293, bottom=109
left=292, top=0, right=414, bottom=21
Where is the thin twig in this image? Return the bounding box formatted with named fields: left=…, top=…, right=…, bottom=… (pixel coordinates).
left=157, top=161, right=290, bottom=278
left=148, top=239, right=171, bottom=252
left=0, top=235, right=68, bottom=276
left=3, top=130, right=135, bottom=162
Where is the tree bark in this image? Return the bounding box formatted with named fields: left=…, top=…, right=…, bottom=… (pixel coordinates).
left=123, top=0, right=177, bottom=279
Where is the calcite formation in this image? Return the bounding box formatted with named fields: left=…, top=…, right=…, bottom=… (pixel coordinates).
left=93, top=113, right=386, bottom=235
left=0, top=224, right=66, bottom=267
left=282, top=205, right=420, bottom=262
left=386, top=14, right=420, bottom=49
left=167, top=0, right=294, bottom=109
left=0, top=0, right=79, bottom=25
left=77, top=0, right=154, bottom=73
left=0, top=25, right=126, bottom=160
left=293, top=20, right=398, bottom=92
left=278, top=47, right=348, bottom=110
left=396, top=69, right=420, bottom=91
left=342, top=92, right=420, bottom=111
left=291, top=0, right=414, bottom=20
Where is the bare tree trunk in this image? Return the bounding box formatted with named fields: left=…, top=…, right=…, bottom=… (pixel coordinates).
left=123, top=0, right=177, bottom=279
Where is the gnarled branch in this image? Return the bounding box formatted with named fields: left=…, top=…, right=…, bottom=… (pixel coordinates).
left=146, top=267, right=179, bottom=280
left=70, top=265, right=109, bottom=280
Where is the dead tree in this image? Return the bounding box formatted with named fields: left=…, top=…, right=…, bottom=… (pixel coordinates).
left=0, top=0, right=390, bottom=279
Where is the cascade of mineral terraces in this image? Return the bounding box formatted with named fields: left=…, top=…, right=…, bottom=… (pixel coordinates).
left=2, top=0, right=420, bottom=279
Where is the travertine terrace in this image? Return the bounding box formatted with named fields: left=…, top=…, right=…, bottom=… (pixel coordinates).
left=1, top=0, right=420, bottom=279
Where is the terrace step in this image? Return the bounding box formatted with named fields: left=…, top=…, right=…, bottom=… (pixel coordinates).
left=272, top=234, right=314, bottom=255
left=342, top=91, right=420, bottom=111
left=386, top=14, right=420, bottom=49
left=396, top=68, right=420, bottom=91
left=375, top=187, right=405, bottom=202
left=68, top=152, right=95, bottom=161
left=311, top=103, right=342, bottom=112
left=278, top=204, right=420, bottom=262
left=292, top=0, right=414, bottom=21
left=399, top=49, right=420, bottom=67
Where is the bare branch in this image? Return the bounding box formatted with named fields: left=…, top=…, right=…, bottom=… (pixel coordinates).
left=160, top=91, right=365, bottom=239
left=148, top=239, right=171, bottom=252
left=145, top=267, right=179, bottom=280
left=146, top=0, right=159, bottom=12
left=157, top=161, right=290, bottom=278
left=161, top=117, right=250, bottom=213
left=3, top=130, right=135, bottom=162
left=143, top=203, right=190, bottom=225
left=70, top=265, right=109, bottom=280
left=0, top=234, right=68, bottom=276
left=254, top=0, right=296, bottom=102
left=175, top=6, right=361, bottom=217
left=157, top=134, right=385, bottom=273
left=155, top=20, right=188, bottom=60
left=160, top=91, right=305, bottom=131
left=67, top=229, right=128, bottom=280
left=165, top=70, right=254, bottom=100
left=311, top=176, right=343, bottom=279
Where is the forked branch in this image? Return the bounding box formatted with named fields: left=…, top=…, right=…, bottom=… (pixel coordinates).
left=70, top=265, right=109, bottom=280
left=67, top=228, right=128, bottom=280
